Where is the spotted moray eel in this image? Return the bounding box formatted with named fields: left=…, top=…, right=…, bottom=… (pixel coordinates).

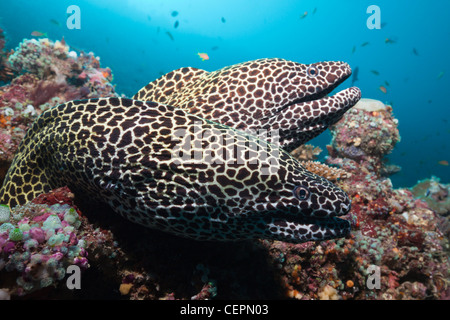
left=134, top=58, right=361, bottom=152
left=0, top=97, right=351, bottom=243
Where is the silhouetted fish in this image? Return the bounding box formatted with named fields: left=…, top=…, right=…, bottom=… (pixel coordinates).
left=352, top=66, right=359, bottom=85
left=50, top=19, right=60, bottom=26
left=31, top=31, right=47, bottom=37
left=166, top=31, right=174, bottom=41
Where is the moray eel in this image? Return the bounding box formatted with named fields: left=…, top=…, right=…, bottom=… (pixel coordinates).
left=0, top=97, right=351, bottom=243
left=134, top=58, right=361, bottom=151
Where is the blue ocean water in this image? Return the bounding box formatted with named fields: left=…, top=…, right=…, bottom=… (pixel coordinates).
left=0, top=0, right=448, bottom=188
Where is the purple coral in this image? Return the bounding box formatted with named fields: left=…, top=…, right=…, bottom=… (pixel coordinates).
left=0, top=198, right=89, bottom=296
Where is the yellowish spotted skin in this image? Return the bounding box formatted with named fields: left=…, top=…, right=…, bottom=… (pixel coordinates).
left=134, top=58, right=361, bottom=152
left=0, top=97, right=351, bottom=243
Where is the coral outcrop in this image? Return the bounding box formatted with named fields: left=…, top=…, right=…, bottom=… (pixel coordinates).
left=0, top=28, right=15, bottom=84
left=411, top=177, right=450, bottom=241
left=0, top=37, right=119, bottom=184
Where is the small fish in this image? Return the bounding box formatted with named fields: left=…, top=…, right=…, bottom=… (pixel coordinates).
left=312, top=8, right=317, bottom=14
left=197, top=53, right=209, bottom=61
left=61, top=36, right=66, bottom=46
left=221, top=17, right=226, bottom=23
left=174, top=20, right=179, bottom=28
left=361, top=42, right=370, bottom=47
left=425, top=189, right=431, bottom=197
left=211, top=46, right=219, bottom=51
left=166, top=31, right=174, bottom=41
left=50, top=19, right=60, bottom=26
left=385, top=38, right=396, bottom=44
left=381, top=22, right=387, bottom=28
left=370, top=70, right=380, bottom=75
left=352, top=46, right=356, bottom=54
left=437, top=71, right=445, bottom=79
left=379, top=86, right=387, bottom=94
left=438, top=160, right=449, bottom=166
left=300, top=11, right=308, bottom=19
left=171, top=11, right=178, bottom=17
left=412, top=48, right=419, bottom=56
left=384, top=80, right=390, bottom=87
left=351, top=66, right=359, bottom=85
left=31, top=31, right=47, bottom=37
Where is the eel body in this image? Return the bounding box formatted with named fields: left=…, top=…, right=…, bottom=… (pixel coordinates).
left=0, top=97, right=351, bottom=243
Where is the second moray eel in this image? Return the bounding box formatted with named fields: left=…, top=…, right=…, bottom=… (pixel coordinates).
left=134, top=58, right=361, bottom=152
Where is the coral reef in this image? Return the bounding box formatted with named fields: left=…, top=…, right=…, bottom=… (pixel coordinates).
left=0, top=188, right=88, bottom=297
left=411, top=176, right=450, bottom=216
left=6, top=38, right=117, bottom=105
left=290, top=144, right=322, bottom=161
left=328, top=98, right=401, bottom=176
left=301, top=160, right=350, bottom=182
left=0, top=36, right=119, bottom=184
left=411, top=177, right=450, bottom=241
left=0, top=28, right=14, bottom=84
left=0, top=29, right=448, bottom=300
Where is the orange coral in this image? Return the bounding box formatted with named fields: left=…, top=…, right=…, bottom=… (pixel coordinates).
left=0, top=114, right=11, bottom=128
left=301, top=160, right=350, bottom=182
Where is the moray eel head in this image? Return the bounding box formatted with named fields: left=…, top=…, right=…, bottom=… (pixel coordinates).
left=226, top=159, right=351, bottom=243
left=244, top=59, right=362, bottom=150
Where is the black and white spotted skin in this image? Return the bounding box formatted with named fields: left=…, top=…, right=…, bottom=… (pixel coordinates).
left=0, top=97, right=351, bottom=243
left=134, top=58, right=361, bottom=151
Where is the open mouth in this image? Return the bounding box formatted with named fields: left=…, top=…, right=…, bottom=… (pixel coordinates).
left=263, top=83, right=361, bottom=151
left=286, top=78, right=350, bottom=110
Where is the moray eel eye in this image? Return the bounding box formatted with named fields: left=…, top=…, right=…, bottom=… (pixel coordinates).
left=293, top=185, right=310, bottom=200
left=306, top=65, right=319, bottom=78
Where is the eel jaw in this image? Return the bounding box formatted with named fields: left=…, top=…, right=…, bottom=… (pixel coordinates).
left=296, top=86, right=362, bottom=133
left=247, top=213, right=351, bottom=243
left=266, top=86, right=361, bottom=151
